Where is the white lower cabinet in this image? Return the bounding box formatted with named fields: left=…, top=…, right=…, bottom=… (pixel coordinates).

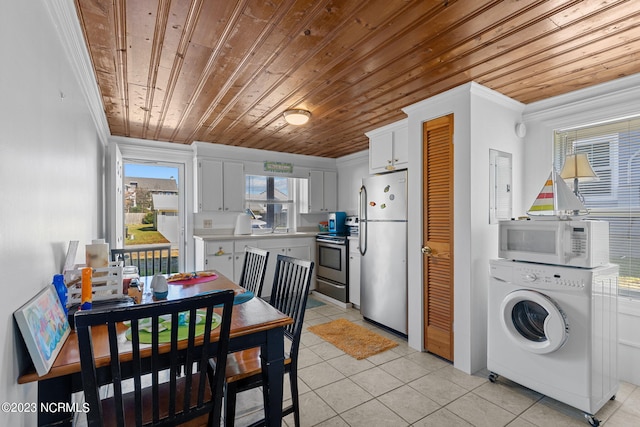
left=258, top=238, right=314, bottom=298
left=195, top=237, right=314, bottom=299
left=348, top=236, right=361, bottom=307
left=195, top=240, right=234, bottom=279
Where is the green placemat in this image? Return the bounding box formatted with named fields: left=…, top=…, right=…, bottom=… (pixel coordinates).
left=124, top=311, right=222, bottom=344
left=196, top=290, right=254, bottom=305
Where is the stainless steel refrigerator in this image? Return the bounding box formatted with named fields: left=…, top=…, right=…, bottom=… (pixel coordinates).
left=359, top=170, right=408, bottom=335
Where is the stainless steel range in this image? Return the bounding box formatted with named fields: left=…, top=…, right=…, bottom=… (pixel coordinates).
left=315, top=234, right=348, bottom=302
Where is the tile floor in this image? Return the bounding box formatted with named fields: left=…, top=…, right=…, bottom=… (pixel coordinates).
left=232, top=296, right=640, bottom=427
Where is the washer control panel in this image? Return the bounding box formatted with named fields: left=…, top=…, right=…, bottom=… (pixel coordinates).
left=515, top=265, right=586, bottom=289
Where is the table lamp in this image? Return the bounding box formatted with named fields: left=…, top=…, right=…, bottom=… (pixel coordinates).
left=559, top=153, right=598, bottom=202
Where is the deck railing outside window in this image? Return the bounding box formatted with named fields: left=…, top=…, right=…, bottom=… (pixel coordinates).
left=111, top=245, right=175, bottom=276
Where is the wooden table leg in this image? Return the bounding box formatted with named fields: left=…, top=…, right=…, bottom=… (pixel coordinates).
left=38, top=376, right=74, bottom=426
left=260, top=326, right=286, bottom=426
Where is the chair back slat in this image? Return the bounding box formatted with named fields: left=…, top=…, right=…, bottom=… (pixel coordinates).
left=76, top=290, right=234, bottom=427
left=105, top=323, right=125, bottom=426
left=130, top=318, right=143, bottom=427
left=269, top=255, right=314, bottom=354
left=238, top=247, right=269, bottom=297
left=76, top=324, right=101, bottom=422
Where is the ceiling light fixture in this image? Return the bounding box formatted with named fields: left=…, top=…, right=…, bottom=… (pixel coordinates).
left=283, top=109, right=311, bottom=125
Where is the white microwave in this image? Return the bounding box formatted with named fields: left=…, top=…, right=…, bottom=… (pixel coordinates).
left=498, top=220, right=610, bottom=268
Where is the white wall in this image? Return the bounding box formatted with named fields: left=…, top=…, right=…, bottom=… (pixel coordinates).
left=403, top=83, right=525, bottom=374
left=0, top=0, right=105, bottom=424
left=523, top=73, right=640, bottom=386
left=467, top=88, right=526, bottom=372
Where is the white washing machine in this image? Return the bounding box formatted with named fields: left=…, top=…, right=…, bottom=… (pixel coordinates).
left=488, top=259, right=618, bottom=426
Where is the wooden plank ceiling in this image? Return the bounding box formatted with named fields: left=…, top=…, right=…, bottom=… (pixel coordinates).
left=75, top=0, right=640, bottom=158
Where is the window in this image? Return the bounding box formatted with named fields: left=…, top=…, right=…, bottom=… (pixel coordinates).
left=554, top=116, right=640, bottom=298
left=245, top=175, right=294, bottom=230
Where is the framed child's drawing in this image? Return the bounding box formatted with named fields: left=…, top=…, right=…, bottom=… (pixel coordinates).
left=14, top=286, right=70, bottom=376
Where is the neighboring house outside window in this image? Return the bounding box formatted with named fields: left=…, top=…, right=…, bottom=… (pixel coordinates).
left=245, top=175, right=294, bottom=230
left=125, top=177, right=178, bottom=211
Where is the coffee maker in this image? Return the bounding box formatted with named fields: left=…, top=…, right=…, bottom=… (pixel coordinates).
left=328, top=212, right=346, bottom=234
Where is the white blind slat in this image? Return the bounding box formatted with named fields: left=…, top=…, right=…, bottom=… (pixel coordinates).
left=554, top=116, right=640, bottom=297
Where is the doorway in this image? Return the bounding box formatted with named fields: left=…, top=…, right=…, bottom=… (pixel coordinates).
left=121, top=162, right=184, bottom=274
left=422, top=114, right=454, bottom=361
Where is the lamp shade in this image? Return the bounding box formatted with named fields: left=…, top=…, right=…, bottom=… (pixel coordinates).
left=560, top=153, right=599, bottom=182
left=283, top=109, right=310, bottom=125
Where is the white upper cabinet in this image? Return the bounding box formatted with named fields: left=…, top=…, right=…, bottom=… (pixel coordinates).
left=197, top=159, right=244, bottom=212
left=308, top=170, right=337, bottom=213
left=367, top=119, right=409, bottom=174
left=222, top=161, right=244, bottom=212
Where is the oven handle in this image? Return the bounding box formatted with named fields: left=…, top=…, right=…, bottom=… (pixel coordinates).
left=316, top=240, right=346, bottom=250
left=316, top=277, right=346, bottom=289
left=359, top=185, right=367, bottom=256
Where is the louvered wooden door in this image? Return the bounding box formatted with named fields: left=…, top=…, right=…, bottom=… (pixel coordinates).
left=422, top=114, right=454, bottom=361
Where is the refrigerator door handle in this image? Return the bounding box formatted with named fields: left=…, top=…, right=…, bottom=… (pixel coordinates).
left=359, top=185, right=367, bottom=256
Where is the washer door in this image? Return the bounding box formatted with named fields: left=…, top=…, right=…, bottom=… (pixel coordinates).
left=500, top=290, right=568, bottom=354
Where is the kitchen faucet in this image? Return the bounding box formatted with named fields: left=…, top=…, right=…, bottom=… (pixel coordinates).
left=272, top=223, right=288, bottom=233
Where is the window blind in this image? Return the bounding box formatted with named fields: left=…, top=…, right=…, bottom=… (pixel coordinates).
left=554, top=116, right=640, bottom=298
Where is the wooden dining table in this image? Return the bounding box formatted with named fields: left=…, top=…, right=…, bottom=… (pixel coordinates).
left=18, top=272, right=293, bottom=427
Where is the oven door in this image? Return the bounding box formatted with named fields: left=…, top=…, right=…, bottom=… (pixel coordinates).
left=316, top=240, right=347, bottom=284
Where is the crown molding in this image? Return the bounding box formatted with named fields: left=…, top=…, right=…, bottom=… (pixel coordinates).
left=44, top=0, right=110, bottom=146
left=336, top=149, right=368, bottom=168
left=468, top=82, right=525, bottom=111
left=192, top=141, right=337, bottom=169
left=523, top=73, right=640, bottom=124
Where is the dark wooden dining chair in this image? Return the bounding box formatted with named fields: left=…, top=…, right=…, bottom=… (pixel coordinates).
left=237, top=246, right=269, bottom=297
left=222, top=255, right=314, bottom=427
left=75, top=290, right=235, bottom=427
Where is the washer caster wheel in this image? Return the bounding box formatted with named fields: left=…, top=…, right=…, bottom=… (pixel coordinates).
left=585, top=414, right=600, bottom=427
left=488, top=372, right=498, bottom=383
